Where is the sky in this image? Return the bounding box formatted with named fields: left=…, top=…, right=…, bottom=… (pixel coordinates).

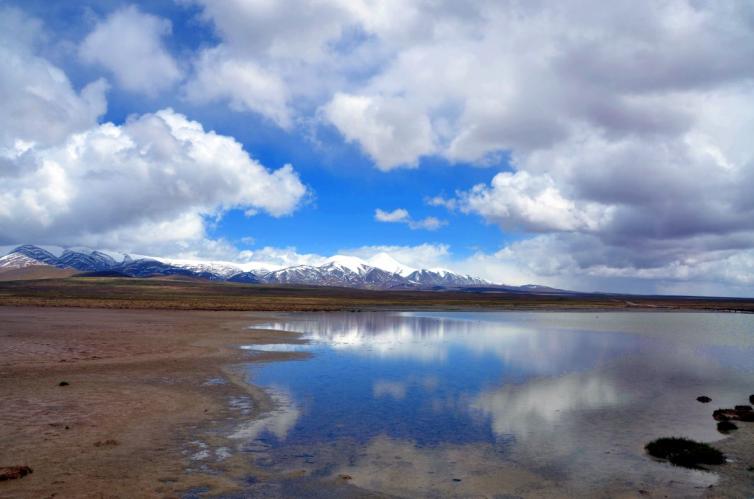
left=1, top=0, right=754, bottom=296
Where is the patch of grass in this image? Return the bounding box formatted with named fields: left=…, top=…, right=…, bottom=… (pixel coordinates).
left=645, top=437, right=725, bottom=469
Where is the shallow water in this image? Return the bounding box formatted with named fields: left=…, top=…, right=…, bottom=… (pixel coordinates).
left=238, top=311, right=754, bottom=497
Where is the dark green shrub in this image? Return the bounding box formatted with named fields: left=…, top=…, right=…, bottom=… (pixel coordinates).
left=645, top=437, right=725, bottom=469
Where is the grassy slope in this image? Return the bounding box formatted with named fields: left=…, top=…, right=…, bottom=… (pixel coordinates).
left=0, top=277, right=753, bottom=312
left=0, top=266, right=77, bottom=281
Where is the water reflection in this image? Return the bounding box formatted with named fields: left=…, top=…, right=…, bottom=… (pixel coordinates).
left=372, top=380, right=407, bottom=400
left=255, top=311, right=643, bottom=374
left=239, top=312, right=754, bottom=497
left=230, top=388, right=300, bottom=441
left=470, top=371, right=621, bottom=438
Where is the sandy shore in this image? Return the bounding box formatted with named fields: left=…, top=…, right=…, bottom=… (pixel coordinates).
left=0, top=306, right=320, bottom=498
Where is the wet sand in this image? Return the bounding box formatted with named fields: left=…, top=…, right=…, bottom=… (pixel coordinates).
left=0, top=306, right=751, bottom=498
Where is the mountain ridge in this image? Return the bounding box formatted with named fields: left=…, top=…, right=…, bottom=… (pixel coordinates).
left=0, top=244, right=502, bottom=290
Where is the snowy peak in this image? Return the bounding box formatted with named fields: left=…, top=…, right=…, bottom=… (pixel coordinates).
left=12, top=245, right=60, bottom=266
left=368, top=252, right=417, bottom=277
left=0, top=252, right=47, bottom=270
left=323, top=255, right=371, bottom=275
left=154, top=258, right=246, bottom=279
left=0, top=245, right=494, bottom=290
left=407, top=269, right=488, bottom=287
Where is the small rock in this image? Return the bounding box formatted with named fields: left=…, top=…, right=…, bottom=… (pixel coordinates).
left=58, top=381, right=69, bottom=387
left=0, top=466, right=33, bottom=481
left=734, top=405, right=752, bottom=412
left=452, top=478, right=462, bottom=482
left=338, top=474, right=352, bottom=481
left=749, top=394, right=754, bottom=405
left=697, top=396, right=711, bottom=403
left=717, top=420, right=738, bottom=433
left=713, top=408, right=754, bottom=422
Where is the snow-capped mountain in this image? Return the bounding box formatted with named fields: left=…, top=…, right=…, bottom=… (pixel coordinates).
left=0, top=251, right=46, bottom=270
left=367, top=253, right=417, bottom=277
left=0, top=244, right=494, bottom=289
left=406, top=268, right=488, bottom=287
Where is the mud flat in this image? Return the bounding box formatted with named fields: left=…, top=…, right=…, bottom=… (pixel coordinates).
left=0, top=306, right=318, bottom=498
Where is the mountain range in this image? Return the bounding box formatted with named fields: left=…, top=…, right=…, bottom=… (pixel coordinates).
left=0, top=244, right=506, bottom=290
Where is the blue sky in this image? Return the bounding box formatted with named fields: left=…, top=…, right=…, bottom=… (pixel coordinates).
left=17, top=0, right=512, bottom=258
left=2, top=0, right=754, bottom=296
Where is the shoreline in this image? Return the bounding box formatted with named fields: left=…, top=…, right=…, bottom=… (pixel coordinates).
left=1, top=306, right=751, bottom=498
left=0, top=306, right=311, bottom=498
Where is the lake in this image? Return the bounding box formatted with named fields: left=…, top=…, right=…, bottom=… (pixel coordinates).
left=235, top=311, right=754, bottom=497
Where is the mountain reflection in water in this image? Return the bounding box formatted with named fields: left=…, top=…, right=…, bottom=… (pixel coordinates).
left=236, top=311, right=754, bottom=497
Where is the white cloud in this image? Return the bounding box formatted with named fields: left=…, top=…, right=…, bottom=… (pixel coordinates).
left=190, top=0, right=352, bottom=62
left=375, top=208, right=446, bottom=231
left=425, top=196, right=457, bottom=211
left=0, top=107, right=307, bottom=250
left=375, top=208, right=409, bottom=223
left=323, top=93, right=435, bottom=170
left=184, top=46, right=292, bottom=128
left=79, top=5, right=181, bottom=95
left=460, top=171, right=612, bottom=233
left=236, top=246, right=328, bottom=269
left=0, top=8, right=308, bottom=256
left=408, top=217, right=445, bottom=231
left=0, top=7, right=107, bottom=150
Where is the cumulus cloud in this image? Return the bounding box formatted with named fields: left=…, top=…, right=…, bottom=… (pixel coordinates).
left=0, top=7, right=107, bottom=150
left=374, top=208, right=446, bottom=231
left=184, top=46, right=292, bottom=128
left=460, top=171, right=612, bottom=233
left=0, top=9, right=308, bottom=255
left=79, top=6, right=181, bottom=95
left=0, top=109, right=307, bottom=248
left=323, top=93, right=435, bottom=170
